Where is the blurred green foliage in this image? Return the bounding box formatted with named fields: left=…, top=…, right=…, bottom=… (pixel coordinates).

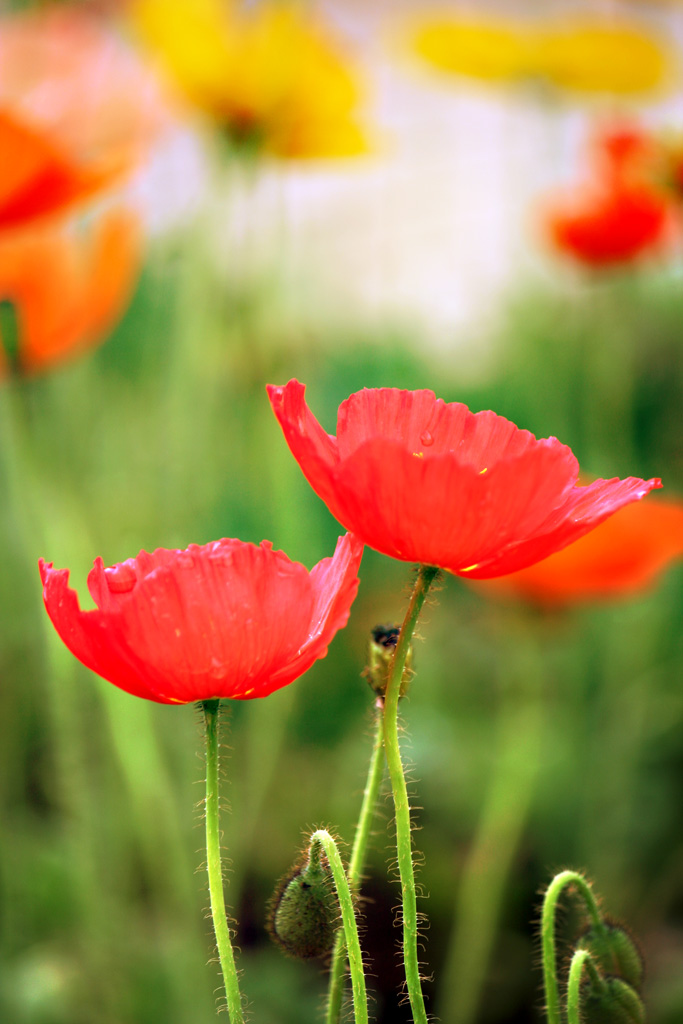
left=0, top=219, right=682, bottom=1024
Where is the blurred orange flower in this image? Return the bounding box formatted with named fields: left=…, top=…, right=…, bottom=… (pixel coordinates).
left=0, top=207, right=141, bottom=377
left=132, top=0, right=368, bottom=158
left=471, top=498, right=683, bottom=607
left=0, top=7, right=167, bottom=227
left=0, top=111, right=120, bottom=231
left=545, top=124, right=674, bottom=266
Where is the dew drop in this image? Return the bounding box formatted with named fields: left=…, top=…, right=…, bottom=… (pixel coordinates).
left=175, top=553, right=196, bottom=570
left=104, top=564, right=137, bottom=593
left=208, top=657, right=225, bottom=681
left=420, top=430, right=434, bottom=447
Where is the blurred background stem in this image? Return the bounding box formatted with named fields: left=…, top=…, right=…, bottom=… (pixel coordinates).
left=436, top=619, right=543, bottom=1024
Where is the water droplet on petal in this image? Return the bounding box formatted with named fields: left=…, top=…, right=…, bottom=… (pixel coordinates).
left=208, top=657, right=226, bottom=681
left=420, top=430, right=434, bottom=447
left=104, top=564, right=137, bottom=593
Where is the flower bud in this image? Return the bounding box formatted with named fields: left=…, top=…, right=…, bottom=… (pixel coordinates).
left=267, top=843, right=339, bottom=959
left=363, top=624, right=412, bottom=698
left=579, top=920, right=645, bottom=990
left=581, top=977, right=646, bottom=1024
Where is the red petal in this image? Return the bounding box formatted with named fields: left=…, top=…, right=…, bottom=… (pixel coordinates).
left=329, top=436, right=579, bottom=570
left=87, top=548, right=178, bottom=612
left=261, top=532, right=363, bottom=697
left=40, top=559, right=172, bottom=703
left=267, top=380, right=345, bottom=522
left=336, top=387, right=538, bottom=467
left=40, top=536, right=362, bottom=704
left=269, top=382, right=661, bottom=581
left=106, top=541, right=315, bottom=703
left=474, top=496, right=683, bottom=605
left=461, top=476, right=662, bottom=578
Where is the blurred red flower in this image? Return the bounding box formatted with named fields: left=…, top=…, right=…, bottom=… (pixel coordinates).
left=0, top=111, right=120, bottom=230
left=0, top=206, right=141, bottom=377
left=267, top=380, right=660, bottom=580
left=470, top=498, right=683, bottom=607
left=545, top=124, right=673, bottom=266
left=40, top=534, right=363, bottom=704
left=0, top=8, right=168, bottom=228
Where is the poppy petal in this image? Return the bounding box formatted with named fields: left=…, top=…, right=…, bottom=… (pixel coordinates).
left=268, top=380, right=661, bottom=580
left=41, top=535, right=361, bottom=704
left=268, top=380, right=344, bottom=521
left=39, top=559, right=171, bottom=702
left=256, top=531, right=363, bottom=696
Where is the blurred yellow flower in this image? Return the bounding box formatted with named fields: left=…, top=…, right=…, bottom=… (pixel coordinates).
left=540, top=23, right=672, bottom=95
left=413, top=18, right=538, bottom=84
left=412, top=14, right=673, bottom=97
left=132, top=0, right=368, bottom=158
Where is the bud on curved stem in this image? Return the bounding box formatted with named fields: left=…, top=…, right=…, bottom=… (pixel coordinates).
left=569, top=947, right=646, bottom=1024
left=582, top=977, right=646, bottom=1024
left=542, top=870, right=606, bottom=1024
left=269, top=837, right=339, bottom=960
left=326, top=706, right=385, bottom=1024
left=567, top=949, right=607, bottom=1024
left=579, top=920, right=645, bottom=990
left=310, top=830, right=369, bottom=1024
left=270, top=830, right=369, bottom=1024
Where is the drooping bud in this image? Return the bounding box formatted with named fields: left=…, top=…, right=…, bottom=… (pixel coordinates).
left=581, top=977, right=646, bottom=1024
left=579, top=920, right=645, bottom=990
left=363, top=624, right=413, bottom=698
left=267, top=841, right=339, bottom=959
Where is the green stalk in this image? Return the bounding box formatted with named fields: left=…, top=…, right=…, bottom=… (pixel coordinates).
left=383, top=563, right=439, bottom=1024
left=542, top=870, right=605, bottom=1024
left=201, top=700, right=244, bottom=1023
left=311, top=830, right=368, bottom=1024
left=326, top=709, right=385, bottom=1024
left=566, top=948, right=590, bottom=1024
left=567, top=949, right=606, bottom=1024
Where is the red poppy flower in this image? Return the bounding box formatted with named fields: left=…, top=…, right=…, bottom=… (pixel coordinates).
left=40, top=534, right=363, bottom=704
left=267, top=380, right=661, bottom=580
left=544, top=124, right=673, bottom=266
left=470, top=497, right=683, bottom=607
left=547, top=182, right=671, bottom=265
left=0, top=111, right=121, bottom=230
left=0, top=206, right=141, bottom=377
left=0, top=8, right=168, bottom=228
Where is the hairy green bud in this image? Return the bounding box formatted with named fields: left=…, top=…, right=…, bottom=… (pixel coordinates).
left=363, top=624, right=412, bottom=698
left=581, top=977, right=646, bottom=1024
left=579, top=920, right=645, bottom=990
left=268, top=843, right=339, bottom=959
